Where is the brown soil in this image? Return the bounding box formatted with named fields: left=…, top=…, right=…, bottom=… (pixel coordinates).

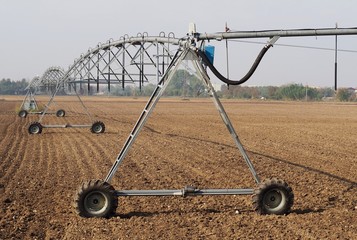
left=0, top=96, right=356, bottom=239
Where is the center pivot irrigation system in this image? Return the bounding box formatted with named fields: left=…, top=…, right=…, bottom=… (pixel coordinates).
left=27, top=32, right=179, bottom=134
left=72, top=24, right=357, bottom=217
left=19, top=66, right=67, bottom=119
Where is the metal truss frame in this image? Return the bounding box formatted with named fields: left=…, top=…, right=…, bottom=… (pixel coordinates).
left=19, top=67, right=66, bottom=118
left=104, top=47, right=260, bottom=197
left=34, top=33, right=182, bottom=133
left=65, top=33, right=180, bottom=93
left=73, top=25, right=357, bottom=218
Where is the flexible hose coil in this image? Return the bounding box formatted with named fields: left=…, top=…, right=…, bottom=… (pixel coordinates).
left=197, top=44, right=272, bottom=85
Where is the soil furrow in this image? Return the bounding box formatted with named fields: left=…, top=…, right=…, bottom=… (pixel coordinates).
left=1, top=98, right=356, bottom=239
left=0, top=116, right=27, bottom=182
left=58, top=132, right=97, bottom=180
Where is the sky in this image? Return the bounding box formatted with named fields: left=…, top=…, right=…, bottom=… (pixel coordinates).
left=1, top=0, right=357, bottom=87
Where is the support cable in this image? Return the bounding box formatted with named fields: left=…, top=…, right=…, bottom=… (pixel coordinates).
left=229, top=39, right=357, bottom=53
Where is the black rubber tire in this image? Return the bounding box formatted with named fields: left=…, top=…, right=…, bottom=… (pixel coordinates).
left=56, top=109, right=66, bottom=117
left=91, top=121, right=105, bottom=134
left=18, top=110, right=28, bottom=118
left=28, top=122, right=43, bottom=134
left=74, top=180, right=118, bottom=218
left=253, top=178, right=294, bottom=215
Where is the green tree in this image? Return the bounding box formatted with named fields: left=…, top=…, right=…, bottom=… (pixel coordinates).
left=164, top=69, right=206, bottom=97
left=0, top=78, right=28, bottom=95
left=336, top=88, right=355, bottom=102
left=275, top=84, right=306, bottom=100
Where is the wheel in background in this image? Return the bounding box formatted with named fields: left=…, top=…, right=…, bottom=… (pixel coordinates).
left=56, top=109, right=66, bottom=117
left=91, top=121, right=105, bottom=134
left=28, top=122, right=43, bottom=134
left=18, top=110, right=28, bottom=118
left=74, top=180, right=118, bottom=218
left=253, top=178, right=294, bottom=215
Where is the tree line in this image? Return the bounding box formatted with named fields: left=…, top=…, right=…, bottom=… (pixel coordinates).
left=1, top=76, right=356, bottom=102
left=0, top=79, right=28, bottom=95
left=107, top=70, right=356, bottom=102
left=220, top=83, right=356, bottom=102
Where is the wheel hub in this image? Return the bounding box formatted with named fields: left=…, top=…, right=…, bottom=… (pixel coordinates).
left=31, top=126, right=39, bottom=134
left=264, top=189, right=283, bottom=209
left=94, top=126, right=102, bottom=132
left=84, top=191, right=108, bottom=214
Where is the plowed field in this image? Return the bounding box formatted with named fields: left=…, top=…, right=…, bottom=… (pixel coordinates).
left=0, top=96, right=356, bottom=239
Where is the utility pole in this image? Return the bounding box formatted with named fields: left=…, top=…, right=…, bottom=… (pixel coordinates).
left=334, top=23, right=338, bottom=91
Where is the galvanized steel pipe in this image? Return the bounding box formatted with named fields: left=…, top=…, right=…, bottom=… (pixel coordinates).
left=197, top=27, right=357, bottom=40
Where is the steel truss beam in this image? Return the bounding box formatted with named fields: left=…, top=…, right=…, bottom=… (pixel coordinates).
left=63, top=33, right=180, bottom=93
left=38, top=66, right=66, bottom=94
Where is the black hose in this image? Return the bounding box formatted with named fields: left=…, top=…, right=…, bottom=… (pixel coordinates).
left=197, top=44, right=272, bottom=85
